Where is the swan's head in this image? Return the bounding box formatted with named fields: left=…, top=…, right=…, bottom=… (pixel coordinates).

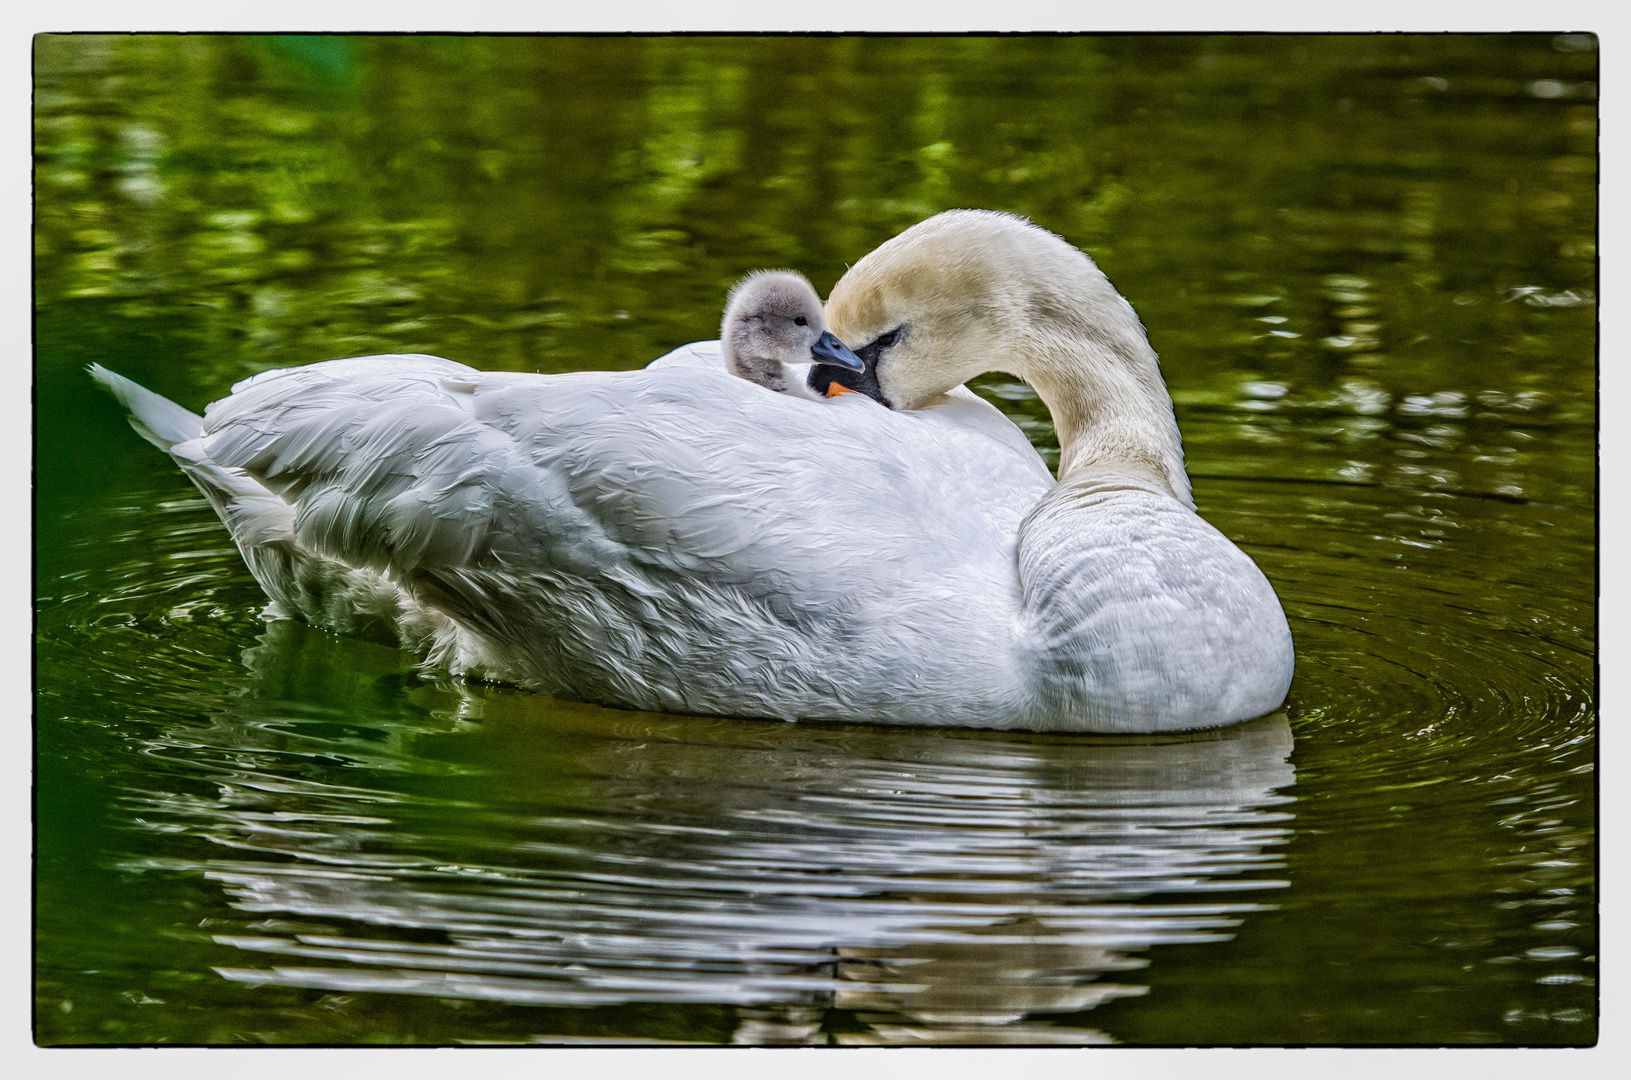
left=721, top=270, right=863, bottom=398
left=815, top=210, right=1155, bottom=411
left=815, top=209, right=1190, bottom=501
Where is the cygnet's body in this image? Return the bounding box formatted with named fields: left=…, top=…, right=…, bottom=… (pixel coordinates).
left=92, top=209, right=1293, bottom=733
left=720, top=270, right=861, bottom=398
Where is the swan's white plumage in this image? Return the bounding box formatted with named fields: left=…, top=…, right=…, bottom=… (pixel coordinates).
left=1014, top=475, right=1293, bottom=730
left=97, top=347, right=1089, bottom=726
left=92, top=211, right=1295, bottom=733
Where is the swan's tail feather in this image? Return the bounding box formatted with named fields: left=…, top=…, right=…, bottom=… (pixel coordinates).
left=87, top=363, right=438, bottom=656
left=88, top=363, right=204, bottom=451
left=91, top=362, right=296, bottom=553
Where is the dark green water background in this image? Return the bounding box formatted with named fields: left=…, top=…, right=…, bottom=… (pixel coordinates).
left=34, top=34, right=1596, bottom=1045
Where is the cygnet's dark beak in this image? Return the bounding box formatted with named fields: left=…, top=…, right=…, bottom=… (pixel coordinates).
left=810, top=330, right=864, bottom=372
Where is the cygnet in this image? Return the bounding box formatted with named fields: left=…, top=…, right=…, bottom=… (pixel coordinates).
left=720, top=270, right=862, bottom=398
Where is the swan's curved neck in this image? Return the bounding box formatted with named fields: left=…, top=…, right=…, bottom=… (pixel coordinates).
left=1016, top=325, right=1192, bottom=508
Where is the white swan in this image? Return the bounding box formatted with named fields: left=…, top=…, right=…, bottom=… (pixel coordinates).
left=92, top=209, right=1292, bottom=733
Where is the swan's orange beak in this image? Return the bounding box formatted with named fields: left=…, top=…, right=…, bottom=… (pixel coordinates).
left=824, top=383, right=858, bottom=398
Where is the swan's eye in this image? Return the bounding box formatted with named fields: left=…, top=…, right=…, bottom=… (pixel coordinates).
left=875, top=326, right=903, bottom=349
left=793, top=315, right=808, bottom=326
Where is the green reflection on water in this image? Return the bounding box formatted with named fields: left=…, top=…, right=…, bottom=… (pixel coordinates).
left=35, top=34, right=1594, bottom=1045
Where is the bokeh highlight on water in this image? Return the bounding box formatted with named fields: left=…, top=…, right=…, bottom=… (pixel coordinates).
left=35, top=34, right=1594, bottom=1044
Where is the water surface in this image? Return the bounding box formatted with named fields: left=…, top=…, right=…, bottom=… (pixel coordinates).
left=35, top=33, right=1595, bottom=1044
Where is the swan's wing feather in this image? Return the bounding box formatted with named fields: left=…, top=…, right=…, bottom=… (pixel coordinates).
left=225, top=352, right=479, bottom=396
left=196, top=358, right=809, bottom=588
left=197, top=354, right=1054, bottom=680
left=469, top=370, right=886, bottom=598
left=204, top=356, right=508, bottom=572
left=644, top=340, right=725, bottom=373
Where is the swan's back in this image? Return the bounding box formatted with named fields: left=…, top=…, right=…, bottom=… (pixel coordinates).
left=181, top=349, right=1054, bottom=723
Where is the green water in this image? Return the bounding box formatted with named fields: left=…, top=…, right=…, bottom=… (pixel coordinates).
left=34, top=34, right=1596, bottom=1045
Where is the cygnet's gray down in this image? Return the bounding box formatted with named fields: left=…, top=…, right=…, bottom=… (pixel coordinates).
left=721, top=270, right=862, bottom=398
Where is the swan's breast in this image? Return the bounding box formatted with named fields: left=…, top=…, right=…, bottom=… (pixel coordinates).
left=1016, top=484, right=1294, bottom=732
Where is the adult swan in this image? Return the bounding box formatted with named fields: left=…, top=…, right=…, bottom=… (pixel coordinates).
left=93, top=210, right=1293, bottom=733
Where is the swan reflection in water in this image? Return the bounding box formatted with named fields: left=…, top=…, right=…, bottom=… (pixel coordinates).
left=128, top=621, right=1297, bottom=1044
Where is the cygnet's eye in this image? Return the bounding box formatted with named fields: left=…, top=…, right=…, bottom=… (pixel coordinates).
left=874, top=326, right=903, bottom=349
left=793, top=315, right=808, bottom=326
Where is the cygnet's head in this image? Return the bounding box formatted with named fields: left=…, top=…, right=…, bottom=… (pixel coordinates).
left=722, top=270, right=863, bottom=400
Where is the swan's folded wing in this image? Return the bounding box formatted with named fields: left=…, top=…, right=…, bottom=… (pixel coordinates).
left=192, top=352, right=1058, bottom=713
left=202, top=355, right=505, bottom=572
left=196, top=355, right=914, bottom=622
